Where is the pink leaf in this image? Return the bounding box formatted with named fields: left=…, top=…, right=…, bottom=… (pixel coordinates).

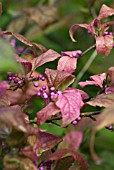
left=0, top=95, right=10, bottom=107
left=87, top=93, right=114, bottom=108
left=64, top=88, right=89, bottom=100
left=0, top=81, right=9, bottom=96
left=45, top=68, right=75, bottom=90
left=105, top=87, right=114, bottom=94
left=58, top=131, right=83, bottom=151
left=56, top=91, right=84, bottom=127
left=37, top=102, right=60, bottom=125
left=27, top=125, right=39, bottom=136
left=96, top=35, right=113, bottom=57
left=16, top=55, right=32, bottom=73
left=79, top=73, right=106, bottom=88
left=57, top=56, right=77, bottom=73
left=98, top=4, right=114, bottom=20
left=21, top=146, right=38, bottom=162
left=46, top=149, right=89, bottom=170
left=69, top=24, right=89, bottom=42
left=32, top=49, right=60, bottom=70
left=38, top=131, right=61, bottom=151
left=0, top=105, right=27, bottom=139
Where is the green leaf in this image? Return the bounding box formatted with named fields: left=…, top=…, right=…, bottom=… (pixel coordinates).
left=0, top=38, right=20, bottom=73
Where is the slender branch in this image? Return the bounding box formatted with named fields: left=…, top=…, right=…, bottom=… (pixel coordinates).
left=72, top=50, right=97, bottom=88
left=82, top=44, right=96, bottom=56
left=80, top=111, right=101, bottom=117
left=29, top=111, right=101, bottom=124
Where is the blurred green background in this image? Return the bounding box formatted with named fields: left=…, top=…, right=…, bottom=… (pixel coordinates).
left=1, top=0, right=114, bottom=169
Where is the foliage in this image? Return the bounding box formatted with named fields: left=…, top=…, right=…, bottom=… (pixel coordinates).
left=1, top=1, right=114, bottom=170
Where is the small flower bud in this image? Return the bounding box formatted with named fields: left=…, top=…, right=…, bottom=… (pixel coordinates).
left=56, top=91, right=62, bottom=95
left=22, top=74, right=26, bottom=79
left=37, top=92, right=41, bottom=96
left=104, top=31, right=109, bottom=35
left=18, top=80, right=22, bottom=85
left=50, top=86, right=55, bottom=91
left=14, top=79, right=18, bottom=84
left=108, top=125, right=113, bottom=130
left=8, top=77, right=12, bottom=81
left=41, top=77, right=45, bottom=81
left=72, top=120, right=78, bottom=125
left=72, top=52, right=77, bottom=57
left=77, top=50, right=82, bottom=56
left=10, top=39, right=16, bottom=47
left=77, top=116, right=81, bottom=121
left=39, top=75, right=42, bottom=79
left=39, top=166, right=44, bottom=170
left=40, top=88, right=43, bottom=92
left=34, top=82, right=39, bottom=87
left=42, top=86, right=46, bottom=90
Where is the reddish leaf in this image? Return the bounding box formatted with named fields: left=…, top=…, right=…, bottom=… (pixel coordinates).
left=32, top=49, right=60, bottom=70
left=90, top=105, right=114, bottom=162
left=46, top=149, right=89, bottom=170
left=0, top=105, right=27, bottom=139
left=57, top=56, right=77, bottom=73
left=0, top=81, right=9, bottom=96
left=64, top=88, right=89, bottom=100
left=37, top=102, right=60, bottom=126
left=87, top=93, right=114, bottom=107
left=6, top=88, right=26, bottom=105
left=56, top=91, right=84, bottom=127
left=58, top=131, right=83, bottom=151
left=105, top=87, right=114, bottom=94
left=31, top=42, right=47, bottom=52
left=79, top=73, right=106, bottom=88
left=0, top=31, right=33, bottom=47
left=98, top=4, right=114, bottom=20
left=23, top=113, right=29, bottom=124
left=13, top=32, right=33, bottom=46
left=38, top=131, right=61, bottom=151
left=0, top=95, right=10, bottom=107
left=0, top=2, right=2, bottom=15
left=7, top=15, right=27, bottom=33
left=54, top=156, right=74, bottom=170
left=45, top=149, right=68, bottom=159
left=96, top=35, right=113, bottom=57
left=0, top=31, right=46, bottom=52
left=20, top=146, right=38, bottom=162
left=4, top=153, right=37, bottom=170
left=27, top=125, right=39, bottom=136
left=95, top=105, right=114, bottom=131
left=24, top=5, right=58, bottom=29
left=108, top=66, right=114, bottom=83
left=45, top=68, right=75, bottom=90
left=16, top=56, right=32, bottom=73
left=69, top=24, right=89, bottom=42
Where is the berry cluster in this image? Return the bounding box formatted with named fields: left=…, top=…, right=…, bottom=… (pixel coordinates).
left=8, top=72, right=25, bottom=87
left=37, top=84, right=62, bottom=101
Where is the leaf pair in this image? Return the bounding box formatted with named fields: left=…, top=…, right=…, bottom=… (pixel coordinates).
left=69, top=4, right=114, bottom=57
